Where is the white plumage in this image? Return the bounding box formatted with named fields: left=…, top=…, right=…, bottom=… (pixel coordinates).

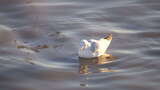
left=78, top=34, right=112, bottom=58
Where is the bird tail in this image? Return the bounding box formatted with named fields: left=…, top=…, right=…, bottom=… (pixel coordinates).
left=104, top=34, right=112, bottom=40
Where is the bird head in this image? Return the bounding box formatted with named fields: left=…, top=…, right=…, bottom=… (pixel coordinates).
left=79, top=40, right=90, bottom=50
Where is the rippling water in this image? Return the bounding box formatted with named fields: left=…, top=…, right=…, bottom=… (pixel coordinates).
left=0, top=0, right=160, bottom=90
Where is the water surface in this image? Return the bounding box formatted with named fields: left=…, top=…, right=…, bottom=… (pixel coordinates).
left=0, top=0, right=160, bottom=90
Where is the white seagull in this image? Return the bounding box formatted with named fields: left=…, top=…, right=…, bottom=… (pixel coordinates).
left=78, top=34, right=112, bottom=58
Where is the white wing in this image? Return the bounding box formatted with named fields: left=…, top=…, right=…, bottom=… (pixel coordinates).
left=98, top=38, right=112, bottom=53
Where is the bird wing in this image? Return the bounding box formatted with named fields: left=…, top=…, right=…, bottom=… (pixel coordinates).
left=98, top=38, right=112, bottom=52
left=90, top=41, right=99, bottom=53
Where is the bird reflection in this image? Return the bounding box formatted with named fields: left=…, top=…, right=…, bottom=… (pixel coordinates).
left=79, top=54, right=116, bottom=75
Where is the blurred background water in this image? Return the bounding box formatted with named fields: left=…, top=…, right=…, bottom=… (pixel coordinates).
left=0, top=0, right=160, bottom=90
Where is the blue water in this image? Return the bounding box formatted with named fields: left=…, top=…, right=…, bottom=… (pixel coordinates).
left=0, top=0, right=160, bottom=90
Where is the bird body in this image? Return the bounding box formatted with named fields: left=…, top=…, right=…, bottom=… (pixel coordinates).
left=78, top=34, right=112, bottom=58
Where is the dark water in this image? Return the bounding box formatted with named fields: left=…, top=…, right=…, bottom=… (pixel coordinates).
left=0, top=0, right=160, bottom=90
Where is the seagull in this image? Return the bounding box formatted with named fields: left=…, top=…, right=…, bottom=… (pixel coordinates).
left=78, top=34, right=112, bottom=58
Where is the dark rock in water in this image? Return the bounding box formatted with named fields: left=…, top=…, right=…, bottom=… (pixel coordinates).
left=0, top=25, right=16, bottom=46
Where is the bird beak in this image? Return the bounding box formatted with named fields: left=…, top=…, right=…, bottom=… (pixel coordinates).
left=104, top=34, right=112, bottom=40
